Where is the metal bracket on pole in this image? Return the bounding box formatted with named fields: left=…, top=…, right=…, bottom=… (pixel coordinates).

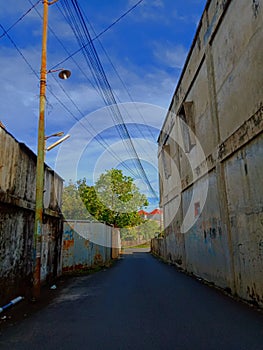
left=48, top=0, right=59, bottom=5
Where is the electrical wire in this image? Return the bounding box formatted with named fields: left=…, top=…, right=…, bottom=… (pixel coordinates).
left=53, top=0, right=157, bottom=185
left=60, top=0, right=142, bottom=178
left=24, top=0, right=141, bottom=178
left=0, top=23, right=139, bottom=178
left=60, top=0, right=158, bottom=199
left=0, top=0, right=42, bottom=39
left=51, top=0, right=144, bottom=70
left=61, top=0, right=157, bottom=197
left=0, top=24, right=39, bottom=79
left=2, top=0, right=158, bottom=199
left=85, top=15, right=158, bottom=147
left=27, top=0, right=101, bottom=95
left=50, top=0, right=157, bottom=178
left=50, top=74, right=140, bottom=178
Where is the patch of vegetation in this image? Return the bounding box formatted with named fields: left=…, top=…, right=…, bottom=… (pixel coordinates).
left=128, top=242, right=151, bottom=248
left=62, top=261, right=114, bottom=277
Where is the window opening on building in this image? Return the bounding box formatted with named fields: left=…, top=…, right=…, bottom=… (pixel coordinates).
left=178, top=101, right=196, bottom=153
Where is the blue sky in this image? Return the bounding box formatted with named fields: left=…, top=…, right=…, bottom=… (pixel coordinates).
left=0, top=0, right=206, bottom=210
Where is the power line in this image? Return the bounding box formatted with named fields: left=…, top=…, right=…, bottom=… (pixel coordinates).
left=1, top=1, right=158, bottom=198
left=51, top=0, right=144, bottom=70
left=89, top=0, right=144, bottom=42
left=63, top=0, right=158, bottom=198
left=0, top=23, right=39, bottom=79
left=0, top=10, right=141, bottom=176
left=1, top=23, right=139, bottom=178
left=60, top=0, right=158, bottom=199
left=85, top=15, right=158, bottom=149
left=60, top=0, right=157, bottom=164
left=50, top=74, right=139, bottom=178
left=60, top=0, right=142, bottom=179
left=0, top=0, right=41, bottom=39
left=48, top=90, right=140, bottom=178
left=50, top=1, right=156, bottom=170
left=27, top=0, right=101, bottom=95
left=22, top=0, right=142, bottom=179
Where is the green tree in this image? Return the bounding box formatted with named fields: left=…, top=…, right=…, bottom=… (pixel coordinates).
left=120, top=219, right=161, bottom=242
left=137, top=219, right=161, bottom=240
left=62, top=180, right=90, bottom=220
left=120, top=227, right=138, bottom=241
left=78, top=169, right=148, bottom=228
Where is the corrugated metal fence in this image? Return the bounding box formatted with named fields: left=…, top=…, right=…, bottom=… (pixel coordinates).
left=63, top=221, right=120, bottom=272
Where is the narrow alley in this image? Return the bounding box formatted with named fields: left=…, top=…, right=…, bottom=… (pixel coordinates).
left=0, top=249, right=262, bottom=350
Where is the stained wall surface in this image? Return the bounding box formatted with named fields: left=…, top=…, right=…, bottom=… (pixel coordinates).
left=155, top=0, right=263, bottom=306
left=0, top=127, right=64, bottom=303
left=62, top=221, right=120, bottom=271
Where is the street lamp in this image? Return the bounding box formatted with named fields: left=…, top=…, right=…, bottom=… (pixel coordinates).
left=46, top=133, right=70, bottom=151
left=33, top=0, right=71, bottom=299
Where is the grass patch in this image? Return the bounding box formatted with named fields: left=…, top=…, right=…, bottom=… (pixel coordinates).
left=127, top=242, right=151, bottom=248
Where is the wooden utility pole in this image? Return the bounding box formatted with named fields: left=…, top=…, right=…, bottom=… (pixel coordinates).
left=33, top=0, right=49, bottom=299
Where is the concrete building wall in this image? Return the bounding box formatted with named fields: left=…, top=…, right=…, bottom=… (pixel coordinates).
left=0, top=127, right=64, bottom=303
left=224, top=136, right=263, bottom=303
left=154, top=0, right=263, bottom=306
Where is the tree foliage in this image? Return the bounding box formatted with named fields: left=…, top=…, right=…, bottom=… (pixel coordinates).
left=120, top=219, right=161, bottom=241
left=78, top=169, right=148, bottom=228
left=62, top=180, right=91, bottom=220
left=137, top=219, right=161, bottom=240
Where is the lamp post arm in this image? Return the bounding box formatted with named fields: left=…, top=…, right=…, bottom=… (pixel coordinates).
left=48, top=0, right=59, bottom=5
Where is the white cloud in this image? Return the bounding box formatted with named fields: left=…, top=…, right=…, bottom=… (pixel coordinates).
left=0, top=1, right=33, bottom=16
left=0, top=0, right=206, bottom=209
left=0, top=40, right=172, bottom=157
left=127, top=0, right=167, bottom=23
left=129, top=0, right=164, bottom=7
left=153, top=42, right=188, bottom=69
left=52, top=101, right=166, bottom=184
left=105, top=55, right=177, bottom=109
left=0, top=47, right=40, bottom=142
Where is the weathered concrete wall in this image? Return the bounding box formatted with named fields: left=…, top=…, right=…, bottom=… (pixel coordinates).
left=62, top=221, right=120, bottom=271
left=151, top=238, right=166, bottom=259
left=224, top=136, right=263, bottom=303
left=112, top=227, right=121, bottom=259
left=155, top=0, right=263, bottom=307
left=0, top=127, right=64, bottom=303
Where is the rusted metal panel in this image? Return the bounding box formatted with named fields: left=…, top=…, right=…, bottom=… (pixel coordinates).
left=62, top=221, right=115, bottom=272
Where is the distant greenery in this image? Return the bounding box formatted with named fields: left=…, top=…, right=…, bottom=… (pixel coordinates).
left=62, top=169, right=161, bottom=242
left=120, top=219, right=161, bottom=241
left=137, top=220, right=161, bottom=240
left=131, top=243, right=151, bottom=248
left=62, top=169, right=148, bottom=228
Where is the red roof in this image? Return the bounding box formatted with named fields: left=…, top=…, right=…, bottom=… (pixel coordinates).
left=138, top=209, right=163, bottom=216
left=149, top=208, right=162, bottom=215
left=138, top=210, right=148, bottom=215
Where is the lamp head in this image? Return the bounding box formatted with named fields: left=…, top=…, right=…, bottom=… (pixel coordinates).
left=58, top=69, right=71, bottom=80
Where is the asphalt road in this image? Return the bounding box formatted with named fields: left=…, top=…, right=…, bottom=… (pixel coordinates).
left=1, top=249, right=263, bottom=350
